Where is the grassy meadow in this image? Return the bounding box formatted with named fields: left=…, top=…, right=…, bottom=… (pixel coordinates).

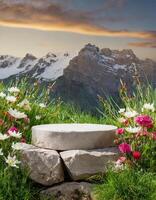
left=0, top=79, right=155, bottom=200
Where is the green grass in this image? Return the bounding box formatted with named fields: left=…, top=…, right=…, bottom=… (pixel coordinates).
left=0, top=166, right=38, bottom=200
left=99, top=82, right=156, bottom=121
left=94, top=169, right=156, bottom=200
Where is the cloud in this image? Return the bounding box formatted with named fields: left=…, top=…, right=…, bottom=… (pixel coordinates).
left=129, top=41, right=156, bottom=48
left=0, top=0, right=156, bottom=41
left=103, top=0, right=127, bottom=10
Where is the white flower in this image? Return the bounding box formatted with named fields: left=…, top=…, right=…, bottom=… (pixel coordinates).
left=0, top=92, right=6, bottom=98
left=6, top=95, right=16, bottom=103
left=5, top=154, right=21, bottom=168
left=125, top=126, right=141, bottom=133
left=114, top=160, right=124, bottom=171
left=35, top=115, right=41, bottom=120
left=0, top=133, right=10, bottom=140
left=8, top=108, right=27, bottom=119
left=0, top=148, right=3, bottom=156
left=18, top=99, right=31, bottom=111
left=8, top=130, right=22, bottom=138
left=142, top=103, right=155, bottom=112
left=39, top=103, right=46, bottom=108
left=118, top=117, right=127, bottom=123
left=123, top=108, right=138, bottom=118
left=8, top=87, right=20, bottom=94
left=12, top=142, right=23, bottom=150
left=118, top=108, right=125, bottom=114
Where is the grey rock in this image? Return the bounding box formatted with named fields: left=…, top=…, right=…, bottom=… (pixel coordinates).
left=40, top=182, right=93, bottom=200
left=60, top=147, right=119, bottom=180
left=18, top=143, right=64, bottom=186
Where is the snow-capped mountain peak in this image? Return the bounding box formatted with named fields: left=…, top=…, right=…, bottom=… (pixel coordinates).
left=0, top=52, right=75, bottom=81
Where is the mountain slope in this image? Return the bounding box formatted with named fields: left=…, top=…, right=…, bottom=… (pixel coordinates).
left=52, top=44, right=156, bottom=111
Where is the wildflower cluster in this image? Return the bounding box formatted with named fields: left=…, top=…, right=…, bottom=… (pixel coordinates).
left=0, top=85, right=48, bottom=170
left=114, top=104, right=156, bottom=171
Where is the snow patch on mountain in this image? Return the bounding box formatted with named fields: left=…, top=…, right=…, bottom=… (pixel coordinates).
left=40, top=53, right=74, bottom=80
left=0, top=58, right=22, bottom=79
left=0, top=52, right=75, bottom=80
left=113, top=64, right=126, bottom=70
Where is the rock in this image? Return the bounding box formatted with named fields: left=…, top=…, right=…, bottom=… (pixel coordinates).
left=101, top=48, right=112, bottom=57
left=15, top=142, right=37, bottom=150
left=60, top=147, right=119, bottom=180
left=32, top=124, right=117, bottom=150
left=40, top=182, right=93, bottom=200
left=18, top=143, right=64, bottom=186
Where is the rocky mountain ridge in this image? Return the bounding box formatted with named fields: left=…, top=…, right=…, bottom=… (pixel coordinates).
left=52, top=44, right=156, bottom=110
left=0, top=44, right=156, bottom=111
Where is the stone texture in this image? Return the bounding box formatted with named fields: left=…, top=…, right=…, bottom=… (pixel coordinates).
left=16, top=142, right=37, bottom=150
left=40, top=182, right=94, bottom=200
left=32, top=124, right=117, bottom=150
left=18, top=143, right=64, bottom=186
left=60, top=147, right=119, bottom=180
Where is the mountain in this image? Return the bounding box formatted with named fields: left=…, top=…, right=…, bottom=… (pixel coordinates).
left=0, top=52, right=74, bottom=81
left=52, top=44, right=156, bottom=111
left=0, top=44, right=156, bottom=111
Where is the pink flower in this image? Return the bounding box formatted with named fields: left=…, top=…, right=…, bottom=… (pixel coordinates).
left=8, top=126, right=18, bottom=133
left=24, top=117, right=30, bottom=124
left=117, top=156, right=126, bottom=164
left=116, top=128, right=125, bottom=135
left=140, top=130, right=149, bottom=136
left=152, top=132, right=156, bottom=140
left=135, top=115, right=153, bottom=128
left=119, top=143, right=131, bottom=153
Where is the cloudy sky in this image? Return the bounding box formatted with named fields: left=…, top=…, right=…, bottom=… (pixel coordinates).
left=0, top=0, right=156, bottom=60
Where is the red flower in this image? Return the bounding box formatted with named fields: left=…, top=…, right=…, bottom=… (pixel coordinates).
left=21, top=137, right=26, bottom=143
left=135, top=115, right=153, bottom=128
left=0, top=119, right=4, bottom=126
left=133, top=151, right=141, bottom=160
left=124, top=119, right=129, bottom=126
left=116, top=128, right=125, bottom=135
left=119, top=143, right=131, bottom=153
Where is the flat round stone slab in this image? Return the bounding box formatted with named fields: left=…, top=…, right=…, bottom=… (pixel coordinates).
left=32, top=124, right=117, bottom=150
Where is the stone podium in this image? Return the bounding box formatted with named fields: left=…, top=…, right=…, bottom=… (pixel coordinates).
left=32, top=124, right=117, bottom=150
left=18, top=123, right=118, bottom=199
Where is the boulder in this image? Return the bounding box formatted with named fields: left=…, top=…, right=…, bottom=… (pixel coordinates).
left=40, top=182, right=93, bottom=200
left=60, top=147, right=119, bottom=180
left=18, top=143, right=64, bottom=186
left=32, top=124, right=117, bottom=150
